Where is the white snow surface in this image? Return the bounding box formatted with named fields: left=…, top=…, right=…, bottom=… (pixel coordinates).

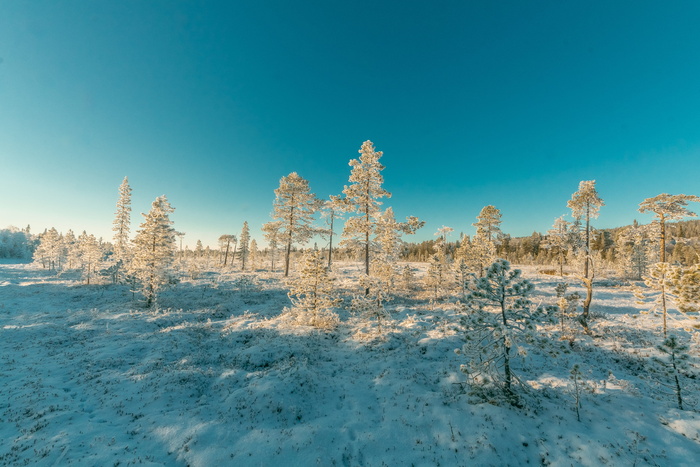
left=1, top=262, right=699, bottom=466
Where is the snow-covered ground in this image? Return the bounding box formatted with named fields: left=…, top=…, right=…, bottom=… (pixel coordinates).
left=1, top=262, right=699, bottom=466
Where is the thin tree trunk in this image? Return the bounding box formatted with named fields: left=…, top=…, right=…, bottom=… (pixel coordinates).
left=660, top=216, right=666, bottom=262
left=328, top=214, right=334, bottom=269
left=673, top=360, right=683, bottom=410
left=500, top=298, right=513, bottom=395
left=661, top=281, right=668, bottom=338
left=285, top=239, right=292, bottom=277
left=223, top=240, right=230, bottom=267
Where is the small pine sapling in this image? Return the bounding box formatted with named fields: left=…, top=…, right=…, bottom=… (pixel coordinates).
left=351, top=274, right=392, bottom=336
left=654, top=335, right=691, bottom=410
left=400, top=264, right=416, bottom=293
left=456, top=259, right=550, bottom=404
left=454, top=258, right=472, bottom=299
left=286, top=250, right=341, bottom=329
left=637, top=263, right=700, bottom=337
left=568, top=364, right=594, bottom=421
left=554, top=283, right=581, bottom=343
left=424, top=253, right=452, bottom=304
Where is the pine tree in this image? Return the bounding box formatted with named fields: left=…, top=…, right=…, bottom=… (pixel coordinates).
left=341, top=140, right=391, bottom=278
left=239, top=221, right=250, bottom=270
left=455, top=233, right=495, bottom=278
left=567, top=180, right=604, bottom=333
left=638, top=194, right=700, bottom=337
left=63, top=229, right=80, bottom=270
left=262, top=220, right=283, bottom=271
left=616, top=223, right=655, bottom=280
left=195, top=240, right=204, bottom=258
left=351, top=274, right=392, bottom=335
left=129, top=196, right=177, bottom=307
left=218, top=234, right=236, bottom=267
left=544, top=216, right=574, bottom=277
left=286, top=250, right=341, bottom=329
left=639, top=194, right=700, bottom=262
left=371, top=207, right=401, bottom=287
left=33, top=228, right=64, bottom=271
left=457, top=259, right=548, bottom=404
left=249, top=239, right=259, bottom=270
left=271, top=172, right=320, bottom=276
left=473, top=205, right=503, bottom=242
left=77, top=231, right=103, bottom=285
left=654, top=335, right=690, bottom=410
left=322, top=195, right=347, bottom=269
left=112, top=176, right=132, bottom=282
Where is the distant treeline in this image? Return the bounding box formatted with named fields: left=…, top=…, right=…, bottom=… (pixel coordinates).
left=400, top=219, right=700, bottom=267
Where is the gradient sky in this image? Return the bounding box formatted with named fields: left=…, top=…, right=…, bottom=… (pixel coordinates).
left=2, top=1, right=700, bottom=248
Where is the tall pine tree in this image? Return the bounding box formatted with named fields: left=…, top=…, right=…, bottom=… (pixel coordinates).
left=129, top=196, right=176, bottom=307
left=239, top=221, right=250, bottom=271
left=112, top=176, right=132, bottom=282
left=341, top=140, right=391, bottom=278
left=271, top=172, right=320, bottom=276
left=567, top=180, right=604, bottom=332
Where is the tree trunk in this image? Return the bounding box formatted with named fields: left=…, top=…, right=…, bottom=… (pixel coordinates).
left=579, top=267, right=594, bottom=334
left=660, top=216, right=666, bottom=263
left=223, top=240, right=230, bottom=267
left=328, top=214, right=334, bottom=269
left=285, top=238, right=292, bottom=277
left=584, top=205, right=590, bottom=279
left=661, top=281, right=668, bottom=338
left=500, top=298, right=512, bottom=393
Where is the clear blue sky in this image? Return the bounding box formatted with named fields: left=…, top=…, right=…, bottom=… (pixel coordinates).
left=2, top=1, right=700, bottom=248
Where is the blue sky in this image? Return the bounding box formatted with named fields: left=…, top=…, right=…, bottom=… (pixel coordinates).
left=2, top=1, right=700, bottom=248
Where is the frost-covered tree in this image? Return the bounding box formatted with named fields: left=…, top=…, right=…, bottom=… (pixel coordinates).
left=77, top=231, right=103, bottom=285
left=0, top=227, right=33, bottom=259
left=286, top=250, right=341, bottom=329
left=341, top=140, right=391, bottom=277
left=271, top=172, right=320, bottom=276
left=33, top=228, right=64, bottom=271
left=639, top=194, right=700, bottom=263
left=218, top=234, right=236, bottom=267
left=321, top=195, right=347, bottom=269
left=554, top=282, right=581, bottom=343
left=668, top=264, right=700, bottom=314
left=112, top=176, right=132, bottom=281
left=456, top=233, right=495, bottom=278
left=424, top=226, right=454, bottom=302
left=195, top=240, right=204, bottom=258
left=544, top=216, right=574, bottom=277
left=638, top=263, right=700, bottom=337
left=456, top=260, right=548, bottom=403
left=616, top=222, right=656, bottom=280
left=351, top=274, right=392, bottom=335
left=63, top=229, right=80, bottom=270
left=434, top=225, right=454, bottom=258
left=637, top=194, right=700, bottom=337
left=473, top=205, right=502, bottom=243
left=567, top=180, right=604, bottom=332
left=249, top=239, right=259, bottom=270
left=129, top=196, right=177, bottom=307
left=238, top=221, right=250, bottom=271
left=400, top=264, right=416, bottom=292
left=424, top=253, right=453, bottom=303
left=375, top=208, right=403, bottom=263
left=654, top=335, right=691, bottom=410
left=262, top=220, right=283, bottom=271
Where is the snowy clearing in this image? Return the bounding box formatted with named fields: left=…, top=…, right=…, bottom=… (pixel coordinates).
left=1, top=262, right=699, bottom=466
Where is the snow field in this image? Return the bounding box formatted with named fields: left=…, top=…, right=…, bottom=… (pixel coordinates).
left=1, top=262, right=699, bottom=466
